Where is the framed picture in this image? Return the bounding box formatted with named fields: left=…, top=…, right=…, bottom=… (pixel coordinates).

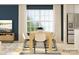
left=0, top=20, right=12, bottom=33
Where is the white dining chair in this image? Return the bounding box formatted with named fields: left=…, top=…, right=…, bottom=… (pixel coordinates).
left=22, top=33, right=29, bottom=48
left=33, top=31, right=47, bottom=53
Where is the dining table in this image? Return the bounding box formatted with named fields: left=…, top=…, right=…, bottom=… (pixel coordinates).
left=29, top=31, right=53, bottom=53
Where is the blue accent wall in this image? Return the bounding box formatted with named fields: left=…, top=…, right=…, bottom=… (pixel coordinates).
left=0, top=5, right=18, bottom=40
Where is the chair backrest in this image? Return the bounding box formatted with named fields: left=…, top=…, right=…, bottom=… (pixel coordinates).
left=35, top=31, right=46, bottom=41
left=23, top=33, right=29, bottom=40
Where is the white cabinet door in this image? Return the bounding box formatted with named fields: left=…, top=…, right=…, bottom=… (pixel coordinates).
left=68, top=35, right=74, bottom=43
left=74, top=29, right=79, bottom=49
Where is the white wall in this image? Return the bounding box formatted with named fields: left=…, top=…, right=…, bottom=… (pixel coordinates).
left=63, top=4, right=79, bottom=44
left=64, top=4, right=74, bottom=44
left=53, top=4, right=61, bottom=43
left=74, top=5, right=79, bottom=13
left=19, top=4, right=26, bottom=42
left=18, top=4, right=79, bottom=44
left=18, top=4, right=62, bottom=43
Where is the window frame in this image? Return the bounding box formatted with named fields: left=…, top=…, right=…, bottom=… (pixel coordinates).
left=26, top=5, right=54, bottom=33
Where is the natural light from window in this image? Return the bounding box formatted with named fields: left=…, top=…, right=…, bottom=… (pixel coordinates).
left=27, top=9, right=55, bottom=33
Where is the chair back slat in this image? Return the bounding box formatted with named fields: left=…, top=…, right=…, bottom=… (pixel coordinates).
left=35, top=31, right=46, bottom=41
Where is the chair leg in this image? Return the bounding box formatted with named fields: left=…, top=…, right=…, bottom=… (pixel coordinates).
left=33, top=40, right=36, bottom=54
left=54, top=40, right=57, bottom=51
left=34, top=40, right=47, bottom=54
left=24, top=39, right=27, bottom=48
left=44, top=41, right=47, bottom=54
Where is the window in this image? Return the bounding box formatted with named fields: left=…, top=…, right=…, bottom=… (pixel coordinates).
left=27, top=5, right=55, bottom=33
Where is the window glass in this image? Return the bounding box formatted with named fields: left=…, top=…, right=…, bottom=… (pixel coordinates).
left=27, top=9, right=55, bottom=33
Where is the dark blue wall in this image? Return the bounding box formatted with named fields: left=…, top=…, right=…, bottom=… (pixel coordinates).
left=0, top=5, right=18, bottom=40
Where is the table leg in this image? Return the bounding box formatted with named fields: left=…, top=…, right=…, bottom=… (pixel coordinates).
left=48, top=39, right=52, bottom=53
left=48, top=33, right=52, bottom=53
left=29, top=39, right=33, bottom=53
